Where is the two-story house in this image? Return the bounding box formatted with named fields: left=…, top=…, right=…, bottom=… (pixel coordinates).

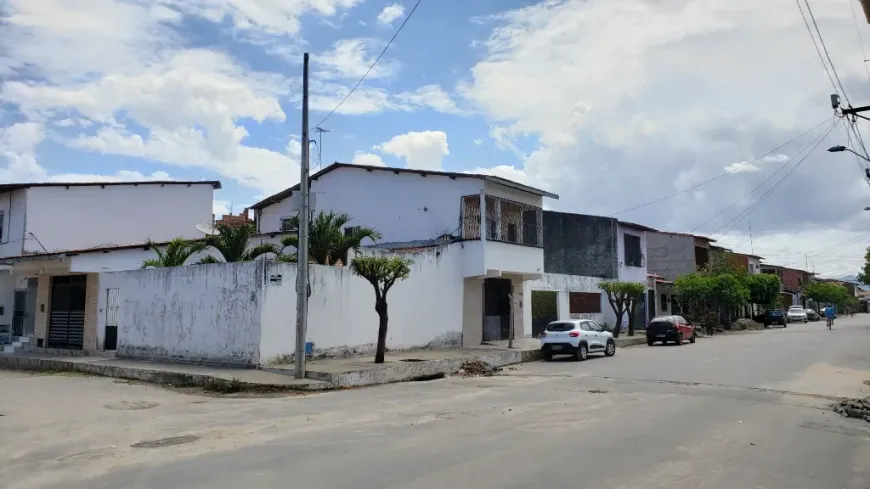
left=524, top=211, right=654, bottom=335
left=760, top=264, right=813, bottom=307
left=646, top=231, right=716, bottom=281
left=249, top=162, right=558, bottom=347
left=0, top=181, right=220, bottom=353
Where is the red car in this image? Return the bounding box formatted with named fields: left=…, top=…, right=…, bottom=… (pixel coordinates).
left=646, top=315, right=696, bottom=346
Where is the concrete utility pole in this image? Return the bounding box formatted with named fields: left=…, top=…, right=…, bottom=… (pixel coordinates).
left=295, top=53, right=311, bottom=379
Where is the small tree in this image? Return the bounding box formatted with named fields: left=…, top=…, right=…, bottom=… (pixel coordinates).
left=200, top=223, right=278, bottom=263
left=746, top=273, right=781, bottom=308
left=598, top=281, right=646, bottom=337
left=351, top=255, right=413, bottom=363
left=857, top=247, right=870, bottom=285
left=281, top=211, right=381, bottom=265
left=141, top=238, right=205, bottom=268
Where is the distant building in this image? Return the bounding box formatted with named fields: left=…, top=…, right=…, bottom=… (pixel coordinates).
left=215, top=209, right=253, bottom=228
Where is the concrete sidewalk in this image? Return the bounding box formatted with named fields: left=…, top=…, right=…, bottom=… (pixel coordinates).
left=0, top=353, right=329, bottom=392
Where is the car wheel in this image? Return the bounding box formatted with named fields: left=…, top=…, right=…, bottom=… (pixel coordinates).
left=543, top=350, right=552, bottom=362
left=676, top=333, right=683, bottom=345
left=575, top=344, right=588, bottom=361
left=647, top=338, right=654, bottom=346
left=689, top=333, right=696, bottom=344
left=604, top=341, right=616, bottom=357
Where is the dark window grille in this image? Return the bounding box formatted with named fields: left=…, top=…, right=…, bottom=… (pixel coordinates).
left=460, top=194, right=543, bottom=247
left=569, top=292, right=601, bottom=314
left=624, top=233, right=643, bottom=267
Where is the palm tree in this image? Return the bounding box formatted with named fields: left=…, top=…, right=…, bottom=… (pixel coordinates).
left=141, top=238, right=205, bottom=268
left=281, top=211, right=381, bottom=265
left=200, top=223, right=279, bottom=263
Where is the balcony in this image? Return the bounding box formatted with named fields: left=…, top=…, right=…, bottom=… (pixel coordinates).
left=459, top=194, right=544, bottom=278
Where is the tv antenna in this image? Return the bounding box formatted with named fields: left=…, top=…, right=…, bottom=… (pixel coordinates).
left=313, top=126, right=331, bottom=171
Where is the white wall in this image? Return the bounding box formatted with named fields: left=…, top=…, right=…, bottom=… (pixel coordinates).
left=70, top=248, right=159, bottom=272
left=98, top=262, right=263, bottom=366
left=617, top=224, right=648, bottom=284
left=0, top=190, right=27, bottom=258
left=23, top=184, right=214, bottom=254
left=260, top=244, right=465, bottom=362
left=523, top=273, right=609, bottom=334
left=483, top=181, right=545, bottom=208
left=259, top=169, right=483, bottom=243
left=484, top=241, right=544, bottom=279
left=747, top=257, right=761, bottom=274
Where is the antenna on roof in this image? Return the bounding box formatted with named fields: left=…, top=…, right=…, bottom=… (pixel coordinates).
left=313, top=126, right=330, bottom=171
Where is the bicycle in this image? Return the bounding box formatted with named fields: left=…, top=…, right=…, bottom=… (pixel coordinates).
left=826, top=316, right=833, bottom=330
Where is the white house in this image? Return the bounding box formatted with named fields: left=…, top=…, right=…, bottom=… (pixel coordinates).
left=0, top=180, right=220, bottom=353
left=250, top=163, right=559, bottom=348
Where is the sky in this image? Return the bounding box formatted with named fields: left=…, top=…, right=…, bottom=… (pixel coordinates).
left=2, top=0, right=870, bottom=278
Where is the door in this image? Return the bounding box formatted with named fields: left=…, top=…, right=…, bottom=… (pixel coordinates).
left=585, top=321, right=604, bottom=350
left=47, top=275, right=87, bottom=349
left=12, top=290, right=25, bottom=336
left=483, top=278, right=512, bottom=341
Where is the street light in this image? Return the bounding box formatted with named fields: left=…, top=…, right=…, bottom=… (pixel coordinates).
left=828, top=145, right=870, bottom=164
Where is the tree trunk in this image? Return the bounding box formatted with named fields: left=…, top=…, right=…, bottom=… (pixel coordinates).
left=374, top=298, right=389, bottom=364
left=612, top=310, right=623, bottom=338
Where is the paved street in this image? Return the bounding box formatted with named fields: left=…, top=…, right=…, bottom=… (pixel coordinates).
left=4, top=317, right=870, bottom=489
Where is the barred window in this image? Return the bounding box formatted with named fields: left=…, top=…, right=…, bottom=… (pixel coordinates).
left=569, top=292, right=601, bottom=314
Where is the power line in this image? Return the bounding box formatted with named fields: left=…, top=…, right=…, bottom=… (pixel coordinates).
left=314, top=0, right=424, bottom=127
left=713, top=122, right=836, bottom=238
left=796, top=0, right=841, bottom=96
left=848, top=0, right=870, bottom=83
left=803, top=0, right=851, bottom=103
left=689, top=120, right=836, bottom=234
left=612, top=118, right=832, bottom=216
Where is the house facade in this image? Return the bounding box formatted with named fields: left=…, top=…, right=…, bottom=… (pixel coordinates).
left=646, top=231, right=715, bottom=281
left=524, top=211, right=653, bottom=335
left=250, top=163, right=558, bottom=348
left=0, top=181, right=220, bottom=353
left=760, top=264, right=812, bottom=307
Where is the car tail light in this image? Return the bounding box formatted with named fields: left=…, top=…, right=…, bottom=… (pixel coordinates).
left=541, top=331, right=547, bottom=338
left=568, top=331, right=580, bottom=337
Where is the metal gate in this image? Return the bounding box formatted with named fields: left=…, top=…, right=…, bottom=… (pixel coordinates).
left=47, top=275, right=87, bottom=349
left=12, top=290, right=26, bottom=336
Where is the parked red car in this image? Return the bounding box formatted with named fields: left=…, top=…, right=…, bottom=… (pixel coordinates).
left=646, top=315, right=696, bottom=346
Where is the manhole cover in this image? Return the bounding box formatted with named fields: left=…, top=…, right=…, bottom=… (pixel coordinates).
left=104, top=401, right=160, bottom=411
left=131, top=435, right=199, bottom=449
left=401, top=359, right=426, bottom=362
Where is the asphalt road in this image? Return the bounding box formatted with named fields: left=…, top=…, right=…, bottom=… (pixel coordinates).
left=5, top=317, right=870, bottom=489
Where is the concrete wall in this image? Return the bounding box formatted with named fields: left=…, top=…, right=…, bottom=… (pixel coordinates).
left=0, top=190, right=26, bottom=258
left=22, top=184, right=214, bottom=255
left=98, top=262, right=264, bottom=366
left=258, top=168, right=483, bottom=242
left=524, top=273, right=609, bottom=328
left=617, top=224, right=648, bottom=284
left=542, top=211, right=616, bottom=278
left=0, top=272, right=14, bottom=329
left=646, top=232, right=695, bottom=282
left=260, top=245, right=465, bottom=362
left=70, top=248, right=159, bottom=273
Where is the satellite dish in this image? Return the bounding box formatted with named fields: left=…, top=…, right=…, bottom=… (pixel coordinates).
left=196, top=223, right=220, bottom=236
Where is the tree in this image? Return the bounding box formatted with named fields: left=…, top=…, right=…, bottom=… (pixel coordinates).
left=746, top=273, right=781, bottom=306
left=858, top=247, right=870, bottom=285
left=802, top=281, right=851, bottom=309
left=598, top=281, right=646, bottom=337
left=351, top=255, right=413, bottom=363
left=281, top=211, right=382, bottom=265
left=674, top=273, right=747, bottom=334
left=200, top=223, right=278, bottom=263
left=141, top=238, right=205, bottom=268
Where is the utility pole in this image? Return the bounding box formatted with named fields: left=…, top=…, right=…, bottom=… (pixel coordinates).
left=295, top=53, right=311, bottom=380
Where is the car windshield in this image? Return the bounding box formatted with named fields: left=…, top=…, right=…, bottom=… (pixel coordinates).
left=768, top=310, right=783, bottom=315
left=788, top=307, right=804, bottom=312
left=546, top=322, right=577, bottom=332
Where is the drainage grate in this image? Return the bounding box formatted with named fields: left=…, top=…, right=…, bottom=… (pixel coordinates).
left=401, top=359, right=426, bottom=362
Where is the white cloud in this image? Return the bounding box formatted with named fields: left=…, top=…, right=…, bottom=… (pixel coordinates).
left=213, top=200, right=231, bottom=217
left=723, top=161, right=762, bottom=173
left=396, top=85, right=462, bottom=114
left=374, top=130, right=449, bottom=171
left=351, top=151, right=386, bottom=167
left=314, top=38, right=398, bottom=80
left=0, top=122, right=47, bottom=181
left=377, top=4, right=405, bottom=25
left=309, top=82, right=460, bottom=116
left=473, top=138, right=483, bottom=146
left=459, top=0, right=870, bottom=276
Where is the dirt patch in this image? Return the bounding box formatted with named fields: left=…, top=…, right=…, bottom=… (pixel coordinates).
left=131, top=435, right=200, bottom=449
left=104, top=401, right=160, bottom=411
left=458, top=360, right=502, bottom=377
left=832, top=397, right=870, bottom=422
left=733, top=318, right=764, bottom=331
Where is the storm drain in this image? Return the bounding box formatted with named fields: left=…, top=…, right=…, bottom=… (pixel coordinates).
left=401, top=359, right=426, bottom=362
left=104, top=401, right=160, bottom=411
left=131, top=435, right=200, bottom=449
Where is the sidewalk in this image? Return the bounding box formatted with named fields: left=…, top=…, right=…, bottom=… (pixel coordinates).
left=0, top=353, right=330, bottom=392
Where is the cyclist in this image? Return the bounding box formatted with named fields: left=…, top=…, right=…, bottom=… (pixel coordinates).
left=825, top=305, right=836, bottom=329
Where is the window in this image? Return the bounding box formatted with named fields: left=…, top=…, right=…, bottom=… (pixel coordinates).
left=506, top=223, right=518, bottom=243
left=546, top=322, right=575, bottom=332
left=569, top=292, right=601, bottom=314
left=579, top=322, right=591, bottom=331
left=587, top=321, right=603, bottom=332
left=280, top=218, right=296, bottom=232
left=344, top=226, right=360, bottom=237
left=660, top=293, right=668, bottom=311
left=624, top=233, right=642, bottom=267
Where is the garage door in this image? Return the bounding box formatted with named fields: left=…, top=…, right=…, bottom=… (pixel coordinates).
left=47, top=275, right=87, bottom=349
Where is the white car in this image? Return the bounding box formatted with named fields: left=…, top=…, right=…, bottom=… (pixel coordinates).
left=786, top=306, right=808, bottom=323
left=540, top=319, right=616, bottom=361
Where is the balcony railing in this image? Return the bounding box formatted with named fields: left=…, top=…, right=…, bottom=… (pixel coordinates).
left=460, top=194, right=543, bottom=247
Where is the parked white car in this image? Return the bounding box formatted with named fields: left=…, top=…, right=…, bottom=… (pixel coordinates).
left=786, top=306, right=808, bottom=323
left=540, top=319, right=616, bottom=361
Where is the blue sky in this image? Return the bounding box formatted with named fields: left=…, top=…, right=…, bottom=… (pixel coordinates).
left=4, top=0, right=870, bottom=277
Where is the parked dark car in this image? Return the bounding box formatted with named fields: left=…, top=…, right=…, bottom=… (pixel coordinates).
left=763, top=309, right=787, bottom=327
left=805, top=308, right=820, bottom=322
left=646, top=315, right=696, bottom=346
